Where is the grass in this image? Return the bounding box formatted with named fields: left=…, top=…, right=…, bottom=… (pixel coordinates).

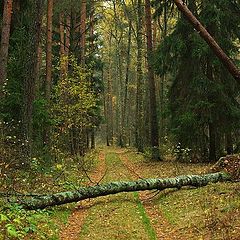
left=157, top=182, right=240, bottom=239
left=79, top=151, right=157, bottom=240
left=1, top=147, right=239, bottom=239
left=133, top=192, right=157, bottom=240
left=123, top=149, right=240, bottom=240
left=0, top=150, right=99, bottom=239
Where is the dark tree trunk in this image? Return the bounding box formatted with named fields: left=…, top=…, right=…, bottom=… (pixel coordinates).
left=173, top=0, right=240, bottom=85
left=106, top=35, right=114, bottom=146
left=135, top=0, right=144, bottom=153
left=44, top=0, right=53, bottom=145
left=45, top=0, right=53, bottom=102
left=59, top=12, right=66, bottom=79
left=209, top=122, right=217, bottom=162
left=122, top=21, right=132, bottom=147
left=65, top=14, right=70, bottom=72
left=145, top=0, right=161, bottom=160
left=22, top=0, right=44, bottom=158
left=226, top=132, right=233, bottom=155
left=80, top=0, right=87, bottom=65
left=91, top=129, right=95, bottom=149
left=0, top=0, right=13, bottom=97
left=19, top=172, right=230, bottom=210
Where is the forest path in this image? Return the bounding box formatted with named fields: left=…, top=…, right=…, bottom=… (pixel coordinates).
left=60, top=147, right=161, bottom=240
left=60, top=147, right=186, bottom=240
left=60, top=150, right=106, bottom=240
left=117, top=150, right=180, bottom=239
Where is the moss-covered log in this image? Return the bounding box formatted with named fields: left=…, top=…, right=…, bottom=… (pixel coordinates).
left=18, top=172, right=231, bottom=210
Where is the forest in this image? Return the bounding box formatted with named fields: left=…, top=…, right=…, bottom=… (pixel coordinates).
left=0, top=0, right=239, bottom=239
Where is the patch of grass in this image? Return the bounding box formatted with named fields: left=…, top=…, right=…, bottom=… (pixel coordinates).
left=79, top=151, right=156, bottom=240
left=134, top=192, right=157, bottom=240
left=124, top=150, right=240, bottom=239
left=0, top=150, right=99, bottom=239
left=155, top=182, right=240, bottom=239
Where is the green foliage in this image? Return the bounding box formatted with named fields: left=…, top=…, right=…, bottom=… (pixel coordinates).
left=51, top=56, right=99, bottom=155
left=0, top=204, right=61, bottom=239
left=54, top=57, right=97, bottom=128
left=33, top=98, right=51, bottom=131
left=155, top=0, right=240, bottom=161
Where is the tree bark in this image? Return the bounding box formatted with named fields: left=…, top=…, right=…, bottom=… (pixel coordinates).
left=122, top=21, right=132, bottom=147
left=80, top=0, right=87, bottom=65
left=35, top=44, right=43, bottom=93
left=45, top=0, right=53, bottom=102
left=44, top=0, right=53, bottom=145
left=106, top=34, right=114, bottom=146
left=59, top=12, right=70, bottom=79
left=173, top=0, right=240, bottom=85
left=90, top=129, right=95, bottom=149
left=65, top=14, right=71, bottom=72
left=19, top=172, right=230, bottom=210
left=22, top=0, right=44, bottom=157
left=135, top=0, right=144, bottom=153
left=59, top=12, right=66, bottom=79
left=0, top=0, right=13, bottom=96
left=225, top=132, right=233, bottom=155
left=209, top=122, right=217, bottom=162
left=145, top=0, right=161, bottom=160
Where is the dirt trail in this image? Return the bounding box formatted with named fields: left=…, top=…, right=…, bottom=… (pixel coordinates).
left=118, top=150, right=184, bottom=240
left=78, top=150, right=155, bottom=239
left=60, top=151, right=106, bottom=240
left=60, top=147, right=181, bottom=240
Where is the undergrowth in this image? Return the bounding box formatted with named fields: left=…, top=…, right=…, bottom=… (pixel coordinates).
left=0, top=149, right=99, bottom=239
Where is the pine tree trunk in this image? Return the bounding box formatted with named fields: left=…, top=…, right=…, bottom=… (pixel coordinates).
left=59, top=12, right=66, bottom=78
left=65, top=14, right=71, bottom=72
left=89, top=2, right=96, bottom=150
left=226, top=132, right=233, bottom=155
left=43, top=0, right=53, bottom=145
left=136, top=0, right=144, bottom=153
left=19, top=172, right=230, bottom=210
left=91, top=129, right=95, bottom=149
left=22, top=0, right=44, bottom=158
left=0, top=0, right=13, bottom=96
left=122, top=22, right=132, bottom=147
left=145, top=0, right=161, bottom=160
left=35, top=44, right=43, bottom=93
left=80, top=0, right=87, bottom=65
left=45, top=0, right=53, bottom=102
left=173, top=0, right=240, bottom=85
left=209, top=122, right=217, bottom=162
left=106, top=35, right=114, bottom=146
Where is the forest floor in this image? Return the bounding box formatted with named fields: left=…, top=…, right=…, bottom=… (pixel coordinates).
left=59, top=147, right=240, bottom=240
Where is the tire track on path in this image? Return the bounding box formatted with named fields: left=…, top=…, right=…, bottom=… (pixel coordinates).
left=78, top=149, right=153, bottom=240
left=117, top=149, right=183, bottom=240
left=60, top=150, right=106, bottom=240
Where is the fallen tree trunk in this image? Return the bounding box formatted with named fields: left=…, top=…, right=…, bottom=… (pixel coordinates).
left=173, top=0, right=240, bottom=85
left=19, top=172, right=230, bottom=210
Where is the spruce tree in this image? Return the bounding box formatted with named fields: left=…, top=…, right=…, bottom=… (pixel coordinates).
left=155, top=0, right=240, bottom=162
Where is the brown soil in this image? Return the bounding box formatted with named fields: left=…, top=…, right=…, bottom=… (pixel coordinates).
left=60, top=151, right=106, bottom=240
